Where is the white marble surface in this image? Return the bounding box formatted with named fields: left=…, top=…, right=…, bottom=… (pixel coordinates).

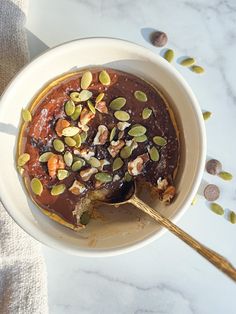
left=26, top=0, right=236, bottom=313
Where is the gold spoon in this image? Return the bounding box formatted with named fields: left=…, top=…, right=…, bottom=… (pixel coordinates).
left=99, top=181, right=236, bottom=282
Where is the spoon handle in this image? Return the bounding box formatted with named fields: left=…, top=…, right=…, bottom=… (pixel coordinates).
left=130, top=194, right=236, bottom=282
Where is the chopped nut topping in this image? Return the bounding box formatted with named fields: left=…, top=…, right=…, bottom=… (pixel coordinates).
left=80, top=108, right=95, bottom=125
left=98, top=159, right=110, bottom=171
left=125, top=139, right=138, bottom=150
left=157, top=178, right=169, bottom=191
left=113, top=174, right=120, bottom=182
left=74, top=147, right=95, bottom=160
left=47, top=155, right=65, bottom=178
left=128, top=153, right=149, bottom=176
left=118, top=131, right=124, bottom=139
left=93, top=125, right=109, bottom=145
left=161, top=186, right=176, bottom=203
left=117, top=121, right=131, bottom=131
left=78, top=122, right=89, bottom=132
left=95, top=101, right=108, bottom=113
left=80, top=167, right=98, bottom=181
left=69, top=180, right=86, bottom=195
left=55, top=119, right=70, bottom=137
left=108, top=140, right=125, bottom=157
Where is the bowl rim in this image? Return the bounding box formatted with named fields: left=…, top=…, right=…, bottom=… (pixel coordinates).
left=0, top=37, right=206, bottom=257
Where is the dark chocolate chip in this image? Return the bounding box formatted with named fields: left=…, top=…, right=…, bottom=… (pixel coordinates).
left=150, top=31, right=168, bottom=47
left=204, top=184, right=220, bottom=201
left=206, top=159, right=222, bottom=175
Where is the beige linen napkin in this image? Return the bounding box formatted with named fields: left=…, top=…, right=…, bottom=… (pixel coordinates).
left=0, top=1, right=48, bottom=313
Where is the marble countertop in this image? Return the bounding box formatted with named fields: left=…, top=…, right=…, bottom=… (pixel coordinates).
left=26, top=0, right=236, bottom=313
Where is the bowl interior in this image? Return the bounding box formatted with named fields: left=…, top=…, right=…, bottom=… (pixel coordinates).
left=0, top=38, right=205, bottom=256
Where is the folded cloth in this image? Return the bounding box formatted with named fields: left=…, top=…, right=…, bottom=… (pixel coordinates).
left=0, top=1, right=48, bottom=313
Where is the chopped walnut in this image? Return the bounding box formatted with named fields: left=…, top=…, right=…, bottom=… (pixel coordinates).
left=78, top=122, right=89, bottom=132
left=118, top=131, right=124, bottom=139
left=74, top=147, right=95, bottom=160
left=47, top=155, right=65, bottom=178
left=125, top=139, right=138, bottom=150
left=80, top=108, right=95, bottom=125
left=98, top=159, right=110, bottom=171
left=108, top=140, right=125, bottom=157
left=69, top=180, right=86, bottom=195
left=93, top=125, right=108, bottom=145
left=95, top=101, right=108, bottom=113
left=80, top=167, right=98, bottom=181
left=162, top=186, right=176, bottom=204
left=113, top=174, right=120, bottom=182
left=157, top=178, right=169, bottom=191
left=117, top=122, right=130, bottom=131
left=55, top=119, right=70, bottom=137
left=128, top=153, right=149, bottom=176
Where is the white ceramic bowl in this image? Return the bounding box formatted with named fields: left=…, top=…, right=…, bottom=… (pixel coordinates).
left=0, top=38, right=206, bottom=256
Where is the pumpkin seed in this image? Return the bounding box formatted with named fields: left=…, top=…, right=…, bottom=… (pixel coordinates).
left=70, top=91, right=80, bottom=102
left=218, top=171, right=233, bottom=181
left=153, top=136, right=167, bottom=146
left=180, top=57, right=195, bottom=67
left=128, top=125, right=147, bottom=137
left=57, top=169, right=69, bottom=180
left=73, top=133, right=82, bottom=147
left=110, top=97, right=126, bottom=110
left=113, top=157, right=124, bottom=171
left=191, top=65, right=205, bottom=74
left=80, top=211, right=91, bottom=225
left=22, top=109, right=32, bottom=122
left=134, top=134, right=148, bottom=143
left=134, top=90, right=147, bottom=102
left=62, top=126, right=80, bottom=137
left=53, top=139, right=64, bottom=152
left=64, top=137, right=76, bottom=147
left=17, top=166, right=24, bottom=175
left=39, top=152, right=54, bottom=162
left=51, top=184, right=66, bottom=196
left=120, top=146, right=132, bottom=159
left=99, top=70, right=110, bottom=86
left=31, top=178, right=43, bottom=196
left=229, top=211, right=236, bottom=224
left=80, top=131, right=87, bottom=144
left=81, top=71, right=92, bottom=89
left=124, top=172, right=132, bottom=182
left=114, top=110, right=130, bottom=122
left=191, top=195, right=198, bottom=206
left=210, top=203, right=224, bottom=215
left=142, top=108, right=152, bottom=119
left=72, top=159, right=84, bottom=171
left=17, top=153, right=30, bottom=166
left=64, top=151, right=73, bottom=167
left=149, top=146, right=160, bottom=161
left=88, top=157, right=101, bottom=168
left=71, top=105, right=82, bottom=121
left=96, top=92, right=105, bottom=103
left=79, top=89, right=93, bottom=101
left=87, top=100, right=96, bottom=114
left=164, top=49, right=174, bottom=62
left=109, top=127, right=116, bottom=142
left=64, top=100, right=75, bottom=116
left=203, top=111, right=212, bottom=120
left=95, top=172, right=112, bottom=183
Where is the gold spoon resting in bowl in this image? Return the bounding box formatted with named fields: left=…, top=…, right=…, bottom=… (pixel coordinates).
left=98, top=181, right=236, bottom=282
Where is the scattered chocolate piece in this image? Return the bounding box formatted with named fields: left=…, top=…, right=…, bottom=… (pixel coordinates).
left=150, top=31, right=168, bottom=47
left=206, top=159, right=222, bottom=175
left=204, top=184, right=220, bottom=201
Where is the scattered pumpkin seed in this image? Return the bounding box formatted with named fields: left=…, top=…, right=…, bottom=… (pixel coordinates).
left=22, top=109, right=32, bottom=122
left=134, top=134, right=148, bottom=143
left=180, top=57, right=195, bottom=67
left=31, top=178, right=43, bottom=196
left=88, top=157, right=101, bottom=168
left=113, top=157, right=124, bottom=171
left=64, top=137, right=76, bottom=147
left=79, top=131, right=87, bottom=144
left=164, top=49, right=174, bottom=63
left=57, top=169, right=69, bottom=181
left=17, top=166, right=24, bottom=175
left=99, top=70, right=110, bottom=86
left=229, top=211, right=236, bottom=224
left=191, top=195, right=198, bottom=206
left=142, top=108, right=152, bottom=119
left=81, top=71, right=93, bottom=89
left=109, top=127, right=116, bottom=142
left=87, top=100, right=96, bottom=114
left=71, top=105, right=82, bottom=121
left=39, top=152, right=54, bottom=162
left=51, top=184, right=66, bottom=196
left=73, top=133, right=82, bottom=147
left=191, top=65, right=205, bottom=74
left=95, top=172, right=112, bottom=183
left=80, top=211, right=91, bottom=225
left=203, top=111, right=212, bottom=120
left=79, top=90, right=93, bottom=101
left=124, top=172, right=132, bottom=182
left=64, top=151, right=73, bottom=167
left=114, top=110, right=130, bottom=122
left=53, top=139, right=64, bottom=152
left=110, top=97, right=126, bottom=110
left=128, top=125, right=147, bottom=137
left=70, top=91, right=80, bottom=102
left=72, top=159, right=84, bottom=171
left=153, top=136, right=167, bottom=146
left=149, top=146, right=160, bottom=161
left=210, top=203, right=224, bottom=215
left=120, top=146, right=132, bottom=159
left=17, top=153, right=30, bottom=166
left=134, top=90, right=147, bottom=102
left=64, top=100, right=75, bottom=116
left=62, top=126, right=80, bottom=137
left=218, top=171, right=233, bottom=181
left=96, top=92, right=105, bottom=103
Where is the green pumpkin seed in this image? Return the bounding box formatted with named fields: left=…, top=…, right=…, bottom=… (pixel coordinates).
left=79, top=89, right=93, bottom=101
left=22, top=109, right=32, bottom=122
left=64, top=100, right=75, bottom=116
left=80, top=211, right=91, bottom=225
left=31, top=178, right=43, bottom=196
left=17, top=153, right=30, bottom=166
left=99, top=70, right=111, bottom=86
left=164, top=49, right=174, bottom=62
left=72, top=159, right=84, bottom=171
left=71, top=105, right=82, bottom=121
left=64, top=137, right=76, bottom=147
left=87, top=100, right=96, bottom=114
left=73, top=133, right=82, bottom=147
left=191, top=65, right=205, bottom=74
left=113, top=157, right=124, bottom=171
left=81, top=71, right=93, bottom=89
left=96, top=92, right=105, bottom=103
left=53, top=139, right=64, bottom=152
left=218, top=171, right=233, bottom=181
left=180, top=57, right=195, bottom=67
left=17, top=166, right=24, bottom=175
left=124, top=172, right=132, bottom=182
left=79, top=131, right=87, bottom=144
left=203, top=111, right=212, bottom=120
left=88, top=157, right=100, bottom=168
left=110, top=97, right=126, bottom=110
left=229, top=211, right=236, bottom=224
left=153, top=136, right=167, bottom=146
left=109, top=127, right=116, bottom=142
left=57, top=169, right=69, bottom=180
left=39, top=152, right=54, bottom=162
left=134, top=90, right=148, bottom=102
left=64, top=151, right=73, bottom=167
left=134, top=134, right=148, bottom=143
left=210, top=203, right=224, bottom=215
left=120, top=146, right=132, bottom=159
left=114, top=111, right=130, bottom=122
left=149, top=146, right=160, bottom=161
left=62, top=126, right=80, bottom=137
left=51, top=184, right=66, bottom=196
left=128, top=125, right=147, bottom=137
left=142, top=108, right=152, bottom=119
left=70, top=91, right=80, bottom=102
left=95, top=172, right=112, bottom=183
